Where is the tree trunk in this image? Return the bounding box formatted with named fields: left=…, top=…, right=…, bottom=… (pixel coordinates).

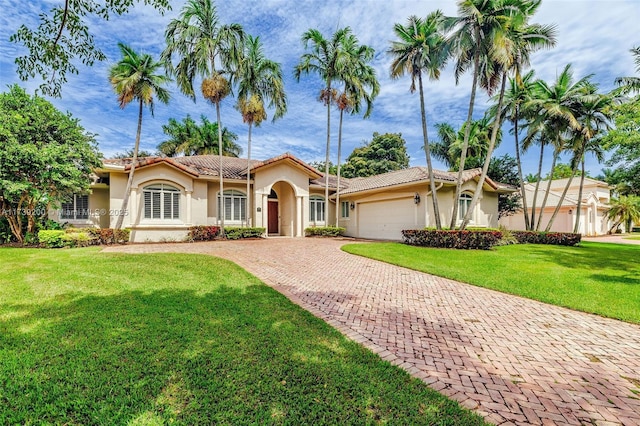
left=530, top=142, right=545, bottom=230
left=418, top=72, right=441, bottom=229
left=335, top=107, right=344, bottom=227
left=535, top=144, right=560, bottom=231
left=217, top=100, right=225, bottom=237
left=450, top=41, right=481, bottom=229
left=324, top=80, right=332, bottom=228
left=115, top=99, right=143, bottom=230
left=461, top=71, right=507, bottom=230
left=246, top=121, right=253, bottom=228
left=573, top=158, right=586, bottom=234
left=513, top=109, right=530, bottom=230
left=545, top=153, right=582, bottom=232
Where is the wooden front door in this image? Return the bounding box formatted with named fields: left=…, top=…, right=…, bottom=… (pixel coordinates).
left=268, top=201, right=279, bottom=234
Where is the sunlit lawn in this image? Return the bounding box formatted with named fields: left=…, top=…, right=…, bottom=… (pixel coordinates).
left=0, top=247, right=486, bottom=425
left=343, top=241, right=640, bottom=324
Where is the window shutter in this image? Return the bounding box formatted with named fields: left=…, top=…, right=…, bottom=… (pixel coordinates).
left=76, top=195, right=89, bottom=219
left=144, top=191, right=151, bottom=219
left=152, top=192, right=161, bottom=219
left=172, top=193, right=180, bottom=219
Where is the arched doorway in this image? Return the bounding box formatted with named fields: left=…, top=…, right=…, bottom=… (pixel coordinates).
left=264, top=181, right=299, bottom=237
left=268, top=189, right=279, bottom=234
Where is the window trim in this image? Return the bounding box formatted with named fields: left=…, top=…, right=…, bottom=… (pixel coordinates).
left=61, top=194, right=89, bottom=221
left=340, top=200, right=350, bottom=219
left=309, top=195, right=326, bottom=224
left=458, top=192, right=474, bottom=223
left=142, top=183, right=181, bottom=222
left=217, top=189, right=247, bottom=224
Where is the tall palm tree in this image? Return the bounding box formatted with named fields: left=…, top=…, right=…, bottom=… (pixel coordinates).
left=573, top=136, right=606, bottom=233
left=432, top=117, right=494, bottom=170
left=546, top=86, right=612, bottom=231
left=162, top=0, right=244, bottom=236
left=334, top=33, right=379, bottom=226
left=158, top=115, right=241, bottom=157
left=236, top=34, right=287, bottom=226
left=460, top=0, right=557, bottom=229
left=524, top=64, right=591, bottom=230
left=295, top=27, right=351, bottom=226
left=109, top=42, right=170, bottom=230
left=615, top=46, right=640, bottom=94
left=607, top=195, right=640, bottom=233
left=389, top=12, right=450, bottom=229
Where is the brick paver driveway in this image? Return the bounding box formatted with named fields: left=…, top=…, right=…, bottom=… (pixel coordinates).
left=105, top=238, right=640, bottom=425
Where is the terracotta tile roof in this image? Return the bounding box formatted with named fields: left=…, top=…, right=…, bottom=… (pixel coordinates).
left=251, top=153, right=322, bottom=178
left=338, top=167, right=455, bottom=195
left=310, top=174, right=351, bottom=190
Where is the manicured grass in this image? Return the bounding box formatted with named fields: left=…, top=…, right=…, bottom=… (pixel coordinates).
left=0, top=247, right=486, bottom=425
left=343, top=242, right=640, bottom=324
left=624, top=235, right=640, bottom=241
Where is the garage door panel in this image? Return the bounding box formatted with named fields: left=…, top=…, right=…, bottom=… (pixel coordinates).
left=358, top=198, right=416, bottom=240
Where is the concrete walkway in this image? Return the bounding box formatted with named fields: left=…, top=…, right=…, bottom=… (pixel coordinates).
left=104, top=239, right=640, bottom=425
left=582, top=234, right=640, bottom=245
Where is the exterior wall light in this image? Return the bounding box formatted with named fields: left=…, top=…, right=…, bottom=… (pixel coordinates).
left=350, top=202, right=355, bottom=210
left=414, top=193, right=421, bottom=204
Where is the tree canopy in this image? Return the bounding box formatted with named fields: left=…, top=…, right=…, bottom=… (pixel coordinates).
left=341, top=132, right=410, bottom=178
left=0, top=85, right=102, bottom=242
left=158, top=115, right=241, bottom=157
left=602, top=97, right=640, bottom=195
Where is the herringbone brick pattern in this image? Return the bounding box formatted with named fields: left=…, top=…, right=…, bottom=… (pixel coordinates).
left=106, top=239, right=640, bottom=425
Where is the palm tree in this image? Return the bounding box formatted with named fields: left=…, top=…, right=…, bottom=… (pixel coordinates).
left=432, top=117, right=494, bottom=170
left=545, top=86, right=613, bottom=231
left=109, top=42, right=170, bottom=230
left=389, top=12, right=450, bottom=229
left=573, top=136, right=606, bottom=233
left=162, top=0, right=244, bottom=236
left=334, top=33, right=379, bottom=226
left=607, top=195, right=640, bottom=233
left=459, top=0, right=557, bottom=229
left=492, top=70, right=536, bottom=229
left=524, top=64, right=591, bottom=230
left=236, top=34, right=287, bottom=226
left=158, top=115, right=241, bottom=157
left=295, top=27, right=351, bottom=226
left=615, top=46, right=640, bottom=94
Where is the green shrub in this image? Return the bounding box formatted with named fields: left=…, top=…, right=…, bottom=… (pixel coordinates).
left=38, top=230, right=66, bottom=248
left=511, top=230, right=581, bottom=246
left=86, top=228, right=130, bottom=245
left=401, top=229, right=503, bottom=250
left=188, top=225, right=221, bottom=241
left=224, top=227, right=265, bottom=240
left=305, top=226, right=346, bottom=237
left=62, top=231, right=93, bottom=247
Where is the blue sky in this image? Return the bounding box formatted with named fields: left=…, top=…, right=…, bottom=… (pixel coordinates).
left=1, top=0, right=638, bottom=177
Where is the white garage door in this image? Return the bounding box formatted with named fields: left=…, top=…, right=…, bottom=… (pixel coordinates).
left=358, top=198, right=416, bottom=240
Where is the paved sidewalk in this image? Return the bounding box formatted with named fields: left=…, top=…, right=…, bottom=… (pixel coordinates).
left=583, top=234, right=640, bottom=245
left=105, top=239, right=640, bottom=425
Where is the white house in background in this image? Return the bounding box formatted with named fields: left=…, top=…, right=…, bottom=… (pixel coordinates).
left=51, top=153, right=513, bottom=242
left=499, top=177, right=614, bottom=236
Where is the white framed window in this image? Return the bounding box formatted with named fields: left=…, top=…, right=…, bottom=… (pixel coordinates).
left=309, top=196, right=325, bottom=222
left=218, top=190, right=246, bottom=222
left=341, top=201, right=350, bottom=219
left=143, top=184, right=180, bottom=220
left=61, top=194, right=89, bottom=220
left=458, top=192, right=473, bottom=221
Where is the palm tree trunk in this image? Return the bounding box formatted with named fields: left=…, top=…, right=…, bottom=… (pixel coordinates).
left=246, top=121, right=253, bottom=228
left=324, top=81, right=332, bottom=227
left=450, top=44, right=481, bottom=229
left=535, top=144, right=560, bottom=231
left=216, top=100, right=225, bottom=237
left=573, top=158, right=586, bottom=233
left=513, top=110, right=530, bottom=230
left=115, top=99, right=143, bottom=230
left=530, top=142, right=545, bottom=230
left=461, top=71, right=507, bottom=230
left=335, top=107, right=344, bottom=227
left=418, top=72, right=441, bottom=229
left=545, top=161, right=580, bottom=232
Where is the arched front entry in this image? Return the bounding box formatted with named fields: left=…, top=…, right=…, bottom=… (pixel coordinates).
left=263, top=181, right=302, bottom=237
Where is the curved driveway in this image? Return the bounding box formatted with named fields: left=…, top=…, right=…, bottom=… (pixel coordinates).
left=105, top=238, right=640, bottom=425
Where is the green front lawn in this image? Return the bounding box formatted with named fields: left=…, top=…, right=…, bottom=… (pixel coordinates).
left=343, top=242, right=640, bottom=324
left=0, top=247, right=485, bottom=425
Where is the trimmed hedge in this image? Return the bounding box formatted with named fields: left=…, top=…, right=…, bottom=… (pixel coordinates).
left=38, top=228, right=129, bottom=248
left=305, top=226, right=346, bottom=237
left=401, top=229, right=503, bottom=250
left=188, top=226, right=221, bottom=241
left=86, top=228, right=130, bottom=245
left=511, top=231, right=581, bottom=246
left=224, top=227, right=265, bottom=240
left=38, top=230, right=67, bottom=248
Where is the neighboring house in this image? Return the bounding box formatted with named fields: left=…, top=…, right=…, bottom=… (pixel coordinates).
left=51, top=153, right=513, bottom=242
left=499, top=177, right=615, bottom=236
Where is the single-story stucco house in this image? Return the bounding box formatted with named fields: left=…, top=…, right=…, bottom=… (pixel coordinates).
left=498, top=177, right=615, bottom=236
left=51, top=153, right=514, bottom=242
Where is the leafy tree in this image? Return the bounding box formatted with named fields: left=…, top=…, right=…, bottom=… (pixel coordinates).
left=615, top=46, right=640, bottom=95
left=389, top=12, right=450, bottom=229
left=162, top=0, right=244, bottom=235
left=158, top=115, right=241, bottom=157
left=236, top=34, right=287, bottom=225
left=488, top=154, right=522, bottom=218
left=109, top=43, right=170, bottom=230
left=341, top=133, right=410, bottom=178
left=602, top=97, right=640, bottom=196
left=113, top=148, right=156, bottom=158
left=431, top=117, right=496, bottom=171
left=607, top=195, right=640, bottom=233
left=309, top=161, right=338, bottom=175
left=295, top=27, right=353, bottom=226
left=10, top=0, right=170, bottom=97
left=0, top=85, right=101, bottom=242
